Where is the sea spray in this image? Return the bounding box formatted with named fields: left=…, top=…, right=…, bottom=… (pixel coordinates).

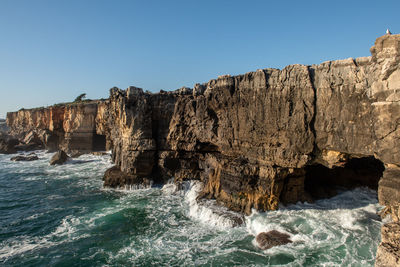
left=161, top=180, right=244, bottom=228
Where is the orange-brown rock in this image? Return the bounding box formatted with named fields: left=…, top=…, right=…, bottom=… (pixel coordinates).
left=6, top=101, right=107, bottom=153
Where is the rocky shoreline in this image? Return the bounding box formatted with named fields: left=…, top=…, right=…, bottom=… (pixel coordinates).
left=2, top=34, right=400, bottom=265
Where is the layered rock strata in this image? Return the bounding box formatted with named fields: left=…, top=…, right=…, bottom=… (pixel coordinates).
left=98, top=35, right=399, bottom=215
left=6, top=101, right=107, bottom=153
left=5, top=34, right=400, bottom=265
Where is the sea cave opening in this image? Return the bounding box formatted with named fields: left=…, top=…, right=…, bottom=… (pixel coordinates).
left=304, top=156, right=385, bottom=200
left=92, top=134, right=106, bottom=151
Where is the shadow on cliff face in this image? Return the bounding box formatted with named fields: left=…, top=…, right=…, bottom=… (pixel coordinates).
left=304, top=156, right=385, bottom=201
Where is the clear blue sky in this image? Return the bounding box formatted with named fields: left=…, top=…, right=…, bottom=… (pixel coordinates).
left=0, top=0, right=399, bottom=118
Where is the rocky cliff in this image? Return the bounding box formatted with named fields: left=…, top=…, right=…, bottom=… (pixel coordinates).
left=99, top=35, right=399, bottom=212
left=6, top=100, right=107, bottom=153
left=5, top=34, right=400, bottom=266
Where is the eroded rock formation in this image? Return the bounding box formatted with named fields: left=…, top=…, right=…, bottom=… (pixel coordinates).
left=6, top=101, right=107, bottom=153
left=5, top=34, right=400, bottom=265
left=96, top=35, right=399, bottom=215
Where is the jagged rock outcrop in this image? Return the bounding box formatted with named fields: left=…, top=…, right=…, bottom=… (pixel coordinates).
left=98, top=35, right=399, bottom=216
left=96, top=34, right=400, bottom=264
left=5, top=34, right=400, bottom=264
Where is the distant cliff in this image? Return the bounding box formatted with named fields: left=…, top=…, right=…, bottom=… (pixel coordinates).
left=6, top=100, right=107, bottom=153
left=5, top=34, right=400, bottom=266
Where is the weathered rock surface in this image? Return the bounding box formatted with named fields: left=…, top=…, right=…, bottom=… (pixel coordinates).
left=6, top=101, right=107, bottom=153
left=5, top=34, right=400, bottom=264
left=103, top=165, right=152, bottom=189
left=375, top=222, right=400, bottom=267
left=256, top=230, right=293, bottom=250
left=49, top=150, right=69, bottom=165
left=0, top=137, right=19, bottom=154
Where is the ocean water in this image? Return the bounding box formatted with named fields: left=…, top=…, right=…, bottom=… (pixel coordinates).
left=0, top=151, right=383, bottom=266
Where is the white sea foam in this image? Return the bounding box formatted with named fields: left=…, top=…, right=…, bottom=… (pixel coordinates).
left=244, top=187, right=383, bottom=266
left=161, top=182, right=178, bottom=195
left=162, top=181, right=240, bottom=228
left=182, top=181, right=244, bottom=229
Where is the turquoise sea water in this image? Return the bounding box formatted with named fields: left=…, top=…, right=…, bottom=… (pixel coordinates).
left=0, top=151, right=383, bottom=266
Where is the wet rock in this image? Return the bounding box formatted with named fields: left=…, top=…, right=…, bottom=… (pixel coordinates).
left=256, top=230, right=293, bottom=250
left=11, top=154, right=39, bottom=161
left=103, top=166, right=152, bottom=188
left=50, top=150, right=69, bottom=165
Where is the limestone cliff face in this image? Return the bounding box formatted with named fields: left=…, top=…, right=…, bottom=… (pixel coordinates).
left=5, top=34, right=400, bottom=265
left=6, top=35, right=400, bottom=216
left=100, top=35, right=400, bottom=215
left=6, top=101, right=106, bottom=153
left=98, top=67, right=315, bottom=213
left=96, top=34, right=400, bottom=265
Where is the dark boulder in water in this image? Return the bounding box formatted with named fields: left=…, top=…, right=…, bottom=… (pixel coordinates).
left=50, top=150, right=69, bottom=165
left=256, top=230, right=292, bottom=250
left=11, top=154, right=39, bottom=161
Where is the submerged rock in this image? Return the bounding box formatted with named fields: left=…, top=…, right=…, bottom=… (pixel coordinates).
left=50, top=150, right=69, bottom=165
left=11, top=154, right=39, bottom=161
left=256, top=230, right=293, bottom=250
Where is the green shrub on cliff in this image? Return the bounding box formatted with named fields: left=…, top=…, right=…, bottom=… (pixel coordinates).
left=74, top=93, right=86, bottom=102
